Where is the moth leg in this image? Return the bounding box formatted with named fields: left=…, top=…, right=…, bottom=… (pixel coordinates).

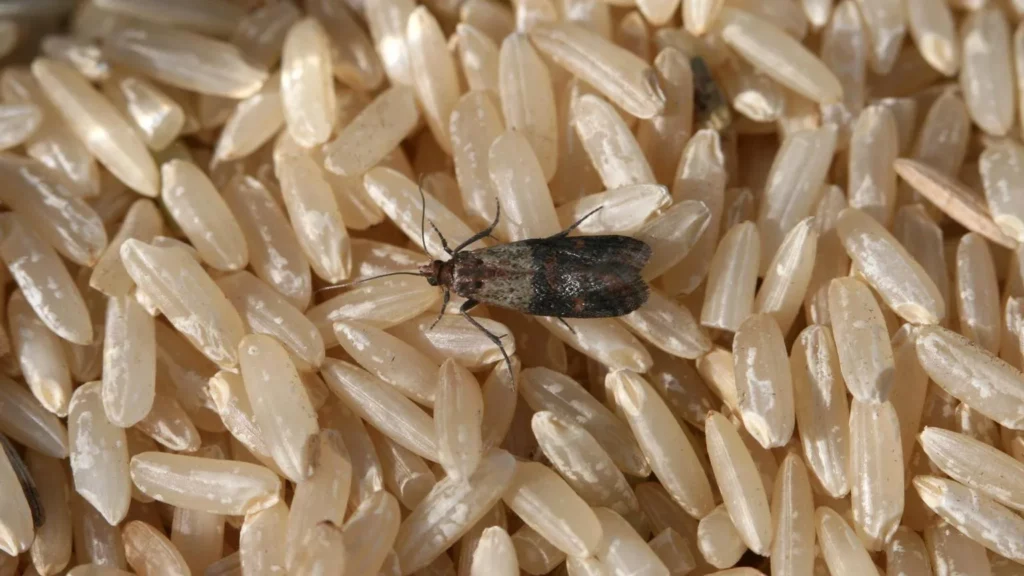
left=460, top=299, right=515, bottom=382
left=452, top=200, right=502, bottom=254
left=429, top=221, right=454, bottom=256
left=549, top=206, right=603, bottom=238
left=429, top=289, right=451, bottom=330
left=556, top=316, right=577, bottom=335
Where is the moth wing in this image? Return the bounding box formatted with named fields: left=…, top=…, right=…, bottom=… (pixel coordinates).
left=527, top=236, right=650, bottom=318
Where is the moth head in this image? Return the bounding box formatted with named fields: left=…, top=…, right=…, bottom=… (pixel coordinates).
left=420, top=261, right=443, bottom=286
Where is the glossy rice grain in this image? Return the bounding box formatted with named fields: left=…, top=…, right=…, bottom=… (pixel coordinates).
left=528, top=22, right=664, bottom=118
left=732, top=313, right=795, bottom=449
left=757, top=126, right=836, bottom=270
left=130, top=451, right=280, bottom=516
left=31, top=59, right=158, bottom=197
left=488, top=130, right=561, bottom=241
left=333, top=320, right=439, bottom=406
left=919, top=427, right=1024, bottom=513
left=836, top=207, right=946, bottom=324
left=8, top=290, right=73, bottom=417
left=847, top=106, right=898, bottom=225
left=457, top=24, right=499, bottom=93
left=815, top=506, right=879, bottom=576
left=955, top=233, right=1001, bottom=354
left=698, top=505, right=747, bottom=569
left=915, top=325, right=1024, bottom=430
left=321, top=358, right=438, bottom=462
left=89, top=200, right=162, bottom=298
left=520, top=367, right=649, bottom=477
left=755, top=217, right=818, bottom=334
left=161, top=160, right=248, bottom=272
left=637, top=48, right=694, bottom=186
left=120, top=240, right=244, bottom=368
left=611, top=370, right=715, bottom=519
left=0, top=154, right=106, bottom=267
left=435, top=359, right=484, bottom=480
left=103, top=23, right=268, bottom=98
left=980, top=139, right=1024, bottom=243
left=895, top=158, right=1017, bottom=250
left=828, top=277, right=895, bottom=403
left=502, top=461, right=603, bottom=558
left=573, top=94, right=655, bottom=189
left=100, top=295, right=154, bottom=428
left=0, top=375, right=68, bottom=459
left=961, top=7, right=1015, bottom=136
left=324, top=86, right=419, bottom=177
left=280, top=18, right=335, bottom=148
left=68, top=382, right=130, bottom=526
left=499, top=34, right=557, bottom=182
left=705, top=412, right=773, bottom=555
left=701, top=221, right=760, bottom=332
left=915, top=476, right=1024, bottom=562
left=1, top=216, right=92, bottom=346
left=885, top=527, right=932, bottom=576
left=212, top=79, right=284, bottom=164
left=407, top=7, right=460, bottom=153
left=395, top=449, right=516, bottom=573
left=239, top=334, right=319, bottom=483
left=718, top=7, right=842, bottom=104
left=849, top=400, right=903, bottom=551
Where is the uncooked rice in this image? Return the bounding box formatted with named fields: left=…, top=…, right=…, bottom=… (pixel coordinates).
left=3, top=1, right=1024, bottom=575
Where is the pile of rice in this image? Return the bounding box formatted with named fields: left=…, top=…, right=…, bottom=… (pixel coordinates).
left=0, top=0, right=1023, bottom=574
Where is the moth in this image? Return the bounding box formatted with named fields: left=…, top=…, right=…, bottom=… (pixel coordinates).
left=330, top=194, right=653, bottom=381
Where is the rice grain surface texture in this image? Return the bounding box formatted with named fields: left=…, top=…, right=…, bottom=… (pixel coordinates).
left=3, top=2, right=1024, bottom=575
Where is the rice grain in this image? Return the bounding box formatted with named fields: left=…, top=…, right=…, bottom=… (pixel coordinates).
left=531, top=411, right=641, bottom=526
left=103, top=23, right=269, bottom=98
left=306, top=0, right=384, bottom=92
left=502, top=460, right=603, bottom=558
left=212, top=80, right=284, bottom=164
left=0, top=68, right=99, bottom=197
left=915, top=325, right=1024, bottom=430
left=321, top=358, right=438, bottom=461
left=396, top=449, right=515, bottom=572
left=529, top=22, right=664, bottom=118
left=925, top=520, right=993, bottom=576
left=239, top=502, right=288, bottom=576
left=697, top=504, right=747, bottom=569
left=635, top=200, right=711, bottom=282
left=407, top=6, right=460, bottom=154
left=284, top=430, right=350, bottom=571
left=849, top=400, right=903, bottom=550
left=99, top=295, right=153, bottom=428
left=0, top=375, right=68, bottom=459
left=836, top=206, right=946, bottom=324
left=573, top=94, right=655, bottom=189
left=961, top=7, right=1015, bottom=136
left=435, top=358, right=484, bottom=480
left=498, top=34, right=557, bottom=182
left=68, top=382, right=130, bottom=527
left=221, top=175, right=311, bottom=309
left=718, top=7, right=842, bottom=104
left=732, top=313, right=795, bottom=448
left=32, top=58, right=159, bottom=197
left=828, top=277, right=895, bottom=403
left=885, top=526, right=932, bottom=576
left=701, top=221, right=760, bottom=332
left=521, top=367, right=648, bottom=477
left=239, top=334, right=320, bottom=482
left=815, top=506, right=879, bottom=576
left=129, top=451, right=279, bottom=516
left=27, top=453, right=71, bottom=575
left=895, top=158, right=1017, bottom=251
left=8, top=291, right=73, bottom=417
left=120, top=240, right=244, bottom=368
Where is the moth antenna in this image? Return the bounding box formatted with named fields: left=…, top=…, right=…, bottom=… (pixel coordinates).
left=418, top=173, right=429, bottom=255
left=315, top=270, right=428, bottom=296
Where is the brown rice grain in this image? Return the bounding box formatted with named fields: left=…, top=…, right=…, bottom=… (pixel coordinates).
left=8, top=291, right=73, bottom=417
left=732, top=313, right=795, bottom=448
left=705, top=412, right=773, bottom=555
left=697, top=504, right=747, bottom=569
left=68, top=381, right=130, bottom=527
left=700, top=221, right=760, bottom=332
left=925, top=520, right=992, bottom=576
left=396, top=449, right=515, bottom=572
left=284, top=430, right=350, bottom=571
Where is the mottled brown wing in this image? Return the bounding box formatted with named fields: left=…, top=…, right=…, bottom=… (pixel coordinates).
left=523, top=235, right=651, bottom=318
left=452, top=235, right=651, bottom=318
